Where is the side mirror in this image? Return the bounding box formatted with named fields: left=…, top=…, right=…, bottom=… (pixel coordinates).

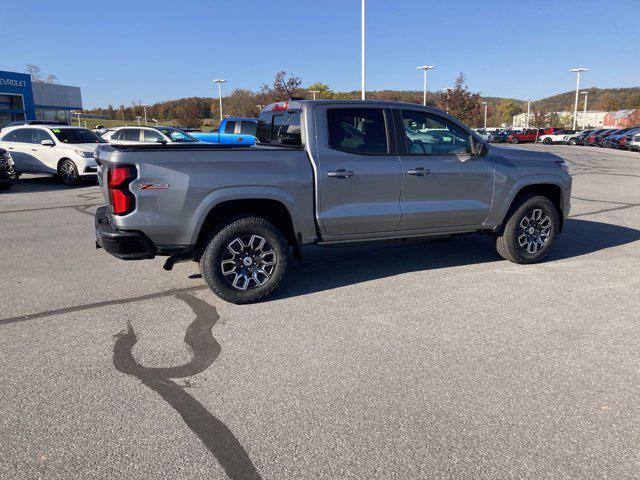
left=154, top=138, right=167, bottom=144
left=471, top=136, right=489, bottom=157
left=41, top=139, right=55, bottom=147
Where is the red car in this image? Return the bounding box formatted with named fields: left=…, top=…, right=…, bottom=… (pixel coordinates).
left=508, top=127, right=563, bottom=144
left=508, top=128, right=546, bottom=144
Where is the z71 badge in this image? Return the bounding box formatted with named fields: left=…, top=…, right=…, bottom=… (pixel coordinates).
left=139, top=183, right=170, bottom=190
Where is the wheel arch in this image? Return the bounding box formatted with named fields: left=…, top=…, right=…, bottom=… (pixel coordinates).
left=193, top=195, right=301, bottom=261
left=497, top=181, right=566, bottom=234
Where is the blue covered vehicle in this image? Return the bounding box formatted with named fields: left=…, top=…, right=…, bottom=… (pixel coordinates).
left=190, top=117, right=257, bottom=145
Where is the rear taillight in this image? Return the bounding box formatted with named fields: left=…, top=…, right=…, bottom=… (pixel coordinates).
left=107, top=165, right=137, bottom=216
left=272, top=101, right=289, bottom=111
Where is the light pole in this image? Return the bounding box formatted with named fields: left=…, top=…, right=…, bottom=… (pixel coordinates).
left=256, top=105, right=263, bottom=112
left=482, top=101, right=488, bottom=129
left=142, top=105, right=149, bottom=125
left=75, top=111, right=82, bottom=126
left=361, top=0, right=365, bottom=100
left=135, top=115, right=142, bottom=126
left=442, top=88, right=453, bottom=114
left=416, top=65, right=435, bottom=106
left=524, top=97, right=531, bottom=128
left=570, top=67, right=588, bottom=130
left=213, top=79, right=227, bottom=122
left=152, top=118, right=159, bottom=125
left=580, top=91, right=588, bottom=128
left=308, top=90, right=320, bottom=100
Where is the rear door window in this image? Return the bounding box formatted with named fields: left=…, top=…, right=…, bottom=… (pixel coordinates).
left=327, top=108, right=388, bottom=155
left=5, top=128, right=34, bottom=143
left=240, top=121, right=257, bottom=136
left=122, top=129, right=141, bottom=141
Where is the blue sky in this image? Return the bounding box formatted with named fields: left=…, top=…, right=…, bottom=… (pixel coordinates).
left=1, top=0, right=638, bottom=108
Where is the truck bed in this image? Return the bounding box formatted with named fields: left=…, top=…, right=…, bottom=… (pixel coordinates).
left=95, top=143, right=317, bottom=248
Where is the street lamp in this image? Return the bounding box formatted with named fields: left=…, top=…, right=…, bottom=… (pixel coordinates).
left=256, top=105, right=263, bottom=112
left=74, top=111, right=82, bottom=126
left=135, top=115, right=142, bottom=126
left=482, top=101, right=488, bottom=129
left=581, top=90, right=588, bottom=114
left=524, top=97, right=531, bottom=128
left=441, top=88, right=453, bottom=114
left=308, top=90, right=320, bottom=100
left=570, top=67, right=588, bottom=130
left=213, top=79, right=227, bottom=122
left=142, top=104, right=149, bottom=125
left=151, top=118, right=159, bottom=125
left=361, top=0, right=366, bottom=100
left=416, top=65, right=435, bottom=106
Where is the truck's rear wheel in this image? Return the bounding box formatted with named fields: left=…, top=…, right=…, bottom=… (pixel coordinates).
left=495, top=195, right=559, bottom=264
left=199, top=216, right=288, bottom=304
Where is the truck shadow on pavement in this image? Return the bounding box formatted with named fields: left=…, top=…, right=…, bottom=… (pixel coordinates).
left=112, top=292, right=262, bottom=480
left=273, top=218, right=640, bottom=300
left=5, top=175, right=99, bottom=193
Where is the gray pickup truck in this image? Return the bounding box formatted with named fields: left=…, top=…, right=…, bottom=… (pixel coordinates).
left=95, top=100, right=571, bottom=304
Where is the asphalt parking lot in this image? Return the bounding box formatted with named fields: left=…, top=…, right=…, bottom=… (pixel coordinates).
left=1, top=144, right=639, bottom=480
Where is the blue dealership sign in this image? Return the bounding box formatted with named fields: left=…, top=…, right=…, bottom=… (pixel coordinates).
left=0, top=70, right=35, bottom=119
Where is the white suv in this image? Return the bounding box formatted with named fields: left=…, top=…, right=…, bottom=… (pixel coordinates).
left=102, top=126, right=199, bottom=144
left=0, top=125, right=105, bottom=185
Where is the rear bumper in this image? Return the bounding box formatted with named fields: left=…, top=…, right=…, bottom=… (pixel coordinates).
left=95, top=206, right=156, bottom=260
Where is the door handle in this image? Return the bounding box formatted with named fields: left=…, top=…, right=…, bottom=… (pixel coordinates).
left=407, top=167, right=430, bottom=176
left=31, top=149, right=38, bottom=152
left=7, top=147, right=14, bottom=150
left=327, top=169, right=354, bottom=178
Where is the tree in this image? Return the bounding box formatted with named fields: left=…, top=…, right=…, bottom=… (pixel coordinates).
left=530, top=108, right=549, bottom=128
left=496, top=99, right=524, bottom=127
left=256, top=71, right=303, bottom=105
left=445, top=73, right=482, bottom=126
left=45, top=74, right=58, bottom=84
left=306, top=82, right=333, bottom=99
left=25, top=64, right=43, bottom=82
left=175, top=102, right=202, bottom=128
left=221, top=88, right=259, bottom=119
left=598, top=92, right=621, bottom=111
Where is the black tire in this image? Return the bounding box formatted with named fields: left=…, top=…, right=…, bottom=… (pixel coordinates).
left=0, top=180, right=13, bottom=191
left=496, top=195, right=559, bottom=264
left=58, top=159, right=82, bottom=186
left=199, top=216, right=288, bottom=304
left=511, top=137, right=519, bottom=144
left=569, top=138, right=576, bottom=145
left=543, top=137, right=552, bottom=144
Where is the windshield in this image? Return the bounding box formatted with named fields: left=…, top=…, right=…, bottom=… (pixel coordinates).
left=51, top=128, right=105, bottom=144
left=157, top=128, right=198, bottom=143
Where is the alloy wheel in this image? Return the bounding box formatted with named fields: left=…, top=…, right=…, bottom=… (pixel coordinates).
left=60, top=161, right=77, bottom=184
left=220, top=234, right=277, bottom=290
left=517, top=208, right=552, bottom=254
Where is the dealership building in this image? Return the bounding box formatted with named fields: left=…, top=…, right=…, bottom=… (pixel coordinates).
left=0, top=69, right=82, bottom=128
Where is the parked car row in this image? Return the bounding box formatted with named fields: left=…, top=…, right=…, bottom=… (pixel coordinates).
left=0, top=118, right=259, bottom=187
left=488, top=125, right=640, bottom=151
left=573, top=127, right=640, bottom=149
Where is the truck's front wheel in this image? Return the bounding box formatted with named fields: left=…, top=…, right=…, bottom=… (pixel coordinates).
left=199, top=217, right=288, bottom=304
left=495, top=195, right=559, bottom=264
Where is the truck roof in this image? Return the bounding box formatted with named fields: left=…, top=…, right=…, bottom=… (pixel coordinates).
left=261, top=99, right=451, bottom=113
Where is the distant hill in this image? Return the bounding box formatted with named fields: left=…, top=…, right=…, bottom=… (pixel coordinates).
left=532, top=87, right=640, bottom=112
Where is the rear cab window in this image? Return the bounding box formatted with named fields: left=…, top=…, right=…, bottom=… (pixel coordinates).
left=224, top=121, right=236, bottom=134
left=256, top=102, right=303, bottom=147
